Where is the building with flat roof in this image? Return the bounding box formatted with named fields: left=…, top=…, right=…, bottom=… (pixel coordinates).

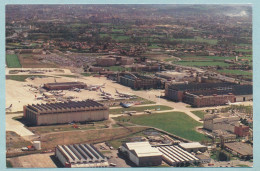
left=203, top=114, right=239, bottom=133
left=43, top=82, right=86, bottom=90
left=55, top=143, right=109, bottom=168
left=224, top=142, right=253, bottom=159
left=23, top=100, right=109, bottom=125
left=165, top=82, right=252, bottom=107
left=234, top=124, right=250, bottom=137
left=120, top=141, right=162, bottom=167
left=154, top=145, right=199, bottom=166
left=179, top=142, right=207, bottom=153
left=118, top=72, right=162, bottom=90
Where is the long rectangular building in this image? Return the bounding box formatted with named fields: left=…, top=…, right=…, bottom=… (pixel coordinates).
left=118, top=72, right=161, bottom=90
left=165, top=82, right=252, bottom=107
left=23, top=100, right=109, bottom=125
left=154, top=145, right=199, bottom=166
left=55, top=143, right=109, bottom=168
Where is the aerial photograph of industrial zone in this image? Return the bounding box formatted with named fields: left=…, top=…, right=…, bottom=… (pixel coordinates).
left=5, top=4, right=253, bottom=168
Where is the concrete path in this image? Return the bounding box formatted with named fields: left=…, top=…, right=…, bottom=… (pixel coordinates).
left=6, top=113, right=35, bottom=137
left=109, top=103, right=158, bottom=109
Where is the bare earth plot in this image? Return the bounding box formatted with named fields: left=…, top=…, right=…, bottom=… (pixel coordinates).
left=9, top=153, right=56, bottom=168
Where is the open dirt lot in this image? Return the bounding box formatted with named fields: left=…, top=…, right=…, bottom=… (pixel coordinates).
left=8, top=153, right=57, bottom=168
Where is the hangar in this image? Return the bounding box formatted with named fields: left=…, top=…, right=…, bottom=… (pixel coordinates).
left=23, top=100, right=109, bottom=125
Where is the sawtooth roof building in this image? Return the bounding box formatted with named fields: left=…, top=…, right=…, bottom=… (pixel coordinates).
left=154, top=145, right=200, bottom=166
left=55, top=143, right=109, bottom=168
left=23, top=100, right=109, bottom=125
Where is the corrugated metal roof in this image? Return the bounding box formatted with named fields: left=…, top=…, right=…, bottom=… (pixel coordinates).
left=155, top=145, right=199, bottom=164
left=179, top=142, right=206, bottom=149
left=26, top=100, right=106, bottom=113
left=57, top=143, right=107, bottom=164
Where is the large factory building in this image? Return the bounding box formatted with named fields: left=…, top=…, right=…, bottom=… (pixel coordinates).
left=165, top=82, right=252, bottom=107
left=203, top=114, right=240, bottom=132
left=55, top=143, right=109, bottom=168
left=23, top=100, right=109, bottom=125
left=120, top=142, right=162, bottom=167
left=43, top=82, right=86, bottom=90
left=118, top=72, right=162, bottom=90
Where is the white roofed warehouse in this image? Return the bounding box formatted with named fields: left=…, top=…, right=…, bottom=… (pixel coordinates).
left=119, top=141, right=162, bottom=167
left=55, top=143, right=109, bottom=168
left=23, top=100, right=109, bottom=125
left=179, top=142, right=207, bottom=153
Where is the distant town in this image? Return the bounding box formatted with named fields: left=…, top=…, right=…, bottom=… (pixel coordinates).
left=5, top=5, right=252, bottom=168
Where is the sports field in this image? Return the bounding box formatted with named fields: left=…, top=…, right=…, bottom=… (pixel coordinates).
left=114, top=112, right=209, bottom=142
left=6, top=54, right=21, bottom=68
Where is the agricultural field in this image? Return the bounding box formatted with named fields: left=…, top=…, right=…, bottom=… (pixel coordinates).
left=6, top=54, right=22, bottom=68
left=175, top=61, right=230, bottom=67
left=172, top=37, right=218, bottom=45
left=109, top=105, right=173, bottom=114
left=114, top=112, right=209, bottom=142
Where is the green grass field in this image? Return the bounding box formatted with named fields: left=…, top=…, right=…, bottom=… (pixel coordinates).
left=104, top=66, right=130, bottom=71
left=6, top=160, right=13, bottom=168
left=172, top=37, right=218, bottom=45
left=6, top=54, right=22, bottom=68
left=148, top=44, right=161, bottom=49
left=235, top=49, right=252, bottom=53
left=217, top=70, right=252, bottom=76
left=80, top=73, right=92, bottom=77
left=109, top=105, right=173, bottom=114
left=175, top=61, right=230, bottom=67
left=111, top=34, right=130, bottom=41
left=112, top=28, right=124, bottom=33
left=191, top=110, right=207, bottom=119
left=114, top=112, right=209, bottom=142
left=6, top=75, right=48, bottom=82
left=57, top=75, right=77, bottom=78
